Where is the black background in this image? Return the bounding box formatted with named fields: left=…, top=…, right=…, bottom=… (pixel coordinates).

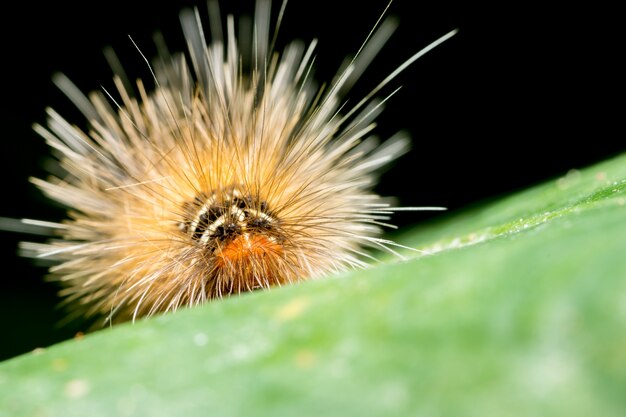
left=0, top=1, right=622, bottom=360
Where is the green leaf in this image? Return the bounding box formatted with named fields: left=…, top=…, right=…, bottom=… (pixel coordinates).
left=2, top=154, right=625, bottom=417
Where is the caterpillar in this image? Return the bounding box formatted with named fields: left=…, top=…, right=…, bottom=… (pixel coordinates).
left=16, top=1, right=456, bottom=325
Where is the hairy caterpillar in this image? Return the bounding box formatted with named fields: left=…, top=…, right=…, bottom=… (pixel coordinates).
left=16, top=0, right=455, bottom=325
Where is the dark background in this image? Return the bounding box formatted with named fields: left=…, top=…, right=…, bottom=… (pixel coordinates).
left=0, top=1, right=622, bottom=360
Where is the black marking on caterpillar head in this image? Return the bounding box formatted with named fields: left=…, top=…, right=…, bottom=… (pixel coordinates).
left=179, top=185, right=280, bottom=249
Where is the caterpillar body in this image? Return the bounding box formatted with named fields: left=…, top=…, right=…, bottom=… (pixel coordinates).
left=19, top=1, right=455, bottom=324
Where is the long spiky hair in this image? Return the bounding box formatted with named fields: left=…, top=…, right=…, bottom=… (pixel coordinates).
left=21, top=0, right=455, bottom=324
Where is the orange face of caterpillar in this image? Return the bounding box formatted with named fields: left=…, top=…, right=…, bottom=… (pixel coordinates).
left=215, top=234, right=283, bottom=269
left=214, top=233, right=285, bottom=292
